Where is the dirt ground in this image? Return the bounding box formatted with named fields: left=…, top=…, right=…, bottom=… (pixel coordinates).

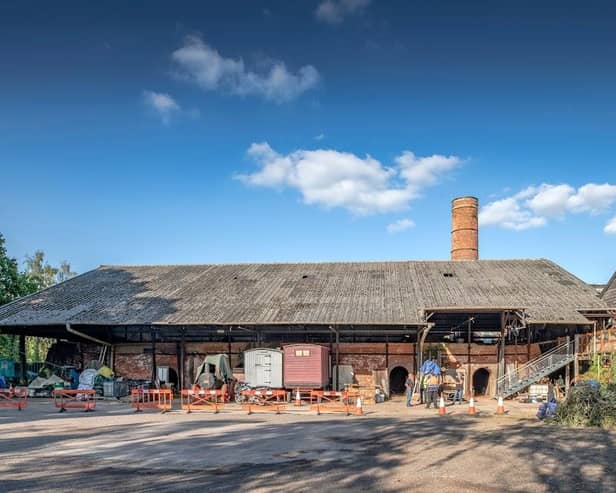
left=1, top=396, right=615, bottom=493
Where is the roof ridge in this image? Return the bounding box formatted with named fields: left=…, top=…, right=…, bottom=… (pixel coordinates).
left=99, top=258, right=547, bottom=268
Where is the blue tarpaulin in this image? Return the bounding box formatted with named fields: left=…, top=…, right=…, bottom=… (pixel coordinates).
left=420, top=360, right=441, bottom=375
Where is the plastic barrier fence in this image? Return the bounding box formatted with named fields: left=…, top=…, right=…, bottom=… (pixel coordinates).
left=0, top=387, right=28, bottom=411
left=241, top=389, right=287, bottom=414
left=53, top=389, right=96, bottom=412
left=293, top=388, right=313, bottom=406
left=130, top=389, right=173, bottom=413
left=310, top=390, right=360, bottom=415
left=180, top=389, right=225, bottom=413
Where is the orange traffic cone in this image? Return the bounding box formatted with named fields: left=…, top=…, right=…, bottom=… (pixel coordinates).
left=355, top=396, right=363, bottom=415
left=438, top=395, right=447, bottom=415
left=468, top=396, right=476, bottom=415
left=294, top=388, right=302, bottom=407
left=496, top=395, right=505, bottom=415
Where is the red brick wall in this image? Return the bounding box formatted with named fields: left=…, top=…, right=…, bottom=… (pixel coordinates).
left=111, top=341, right=541, bottom=390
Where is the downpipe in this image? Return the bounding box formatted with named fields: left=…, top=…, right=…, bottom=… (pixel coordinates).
left=66, top=323, right=111, bottom=347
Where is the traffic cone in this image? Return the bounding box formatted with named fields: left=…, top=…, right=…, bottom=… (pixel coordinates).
left=438, top=395, right=446, bottom=415
left=294, top=388, right=302, bottom=407
left=496, top=395, right=505, bottom=415
left=468, top=396, right=476, bottom=415
left=355, top=396, right=363, bottom=415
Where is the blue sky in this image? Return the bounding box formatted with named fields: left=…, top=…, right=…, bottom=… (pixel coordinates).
left=1, top=0, right=615, bottom=283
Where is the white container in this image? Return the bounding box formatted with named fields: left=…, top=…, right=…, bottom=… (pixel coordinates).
left=244, top=348, right=283, bottom=388
left=103, top=381, right=115, bottom=397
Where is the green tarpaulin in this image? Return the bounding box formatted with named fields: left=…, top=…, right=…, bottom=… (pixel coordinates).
left=193, top=354, right=232, bottom=385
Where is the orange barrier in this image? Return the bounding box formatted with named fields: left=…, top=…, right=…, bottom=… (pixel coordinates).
left=292, top=388, right=312, bottom=407
left=0, top=387, right=28, bottom=411
left=438, top=395, right=447, bottom=415
left=241, top=389, right=287, bottom=414
left=468, top=395, right=477, bottom=415
left=496, top=395, right=505, bottom=415
left=310, top=390, right=358, bottom=416
left=130, top=389, right=173, bottom=413
left=181, top=389, right=225, bottom=413
left=53, top=389, right=96, bottom=412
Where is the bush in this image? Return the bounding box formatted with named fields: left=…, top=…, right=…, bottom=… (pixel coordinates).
left=552, top=384, right=616, bottom=428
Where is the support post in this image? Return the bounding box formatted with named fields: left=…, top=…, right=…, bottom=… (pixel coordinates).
left=150, top=328, right=157, bottom=384
left=180, top=328, right=186, bottom=390
left=574, top=334, right=580, bottom=383
left=385, top=334, right=389, bottom=371
left=227, top=328, right=232, bottom=366
left=19, top=334, right=27, bottom=385
left=467, top=319, right=472, bottom=397
left=335, top=328, right=340, bottom=390
left=497, top=312, right=506, bottom=396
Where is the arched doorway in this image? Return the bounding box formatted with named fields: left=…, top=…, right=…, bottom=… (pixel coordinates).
left=168, top=368, right=179, bottom=387
left=473, top=368, right=490, bottom=395
left=389, top=366, right=409, bottom=394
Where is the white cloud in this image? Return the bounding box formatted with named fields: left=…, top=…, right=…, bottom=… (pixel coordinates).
left=171, top=36, right=319, bottom=103
left=387, top=218, right=415, bottom=233
left=605, top=216, right=616, bottom=234
left=236, top=142, right=463, bottom=215
left=315, top=0, right=370, bottom=24
left=526, top=184, right=574, bottom=217
left=480, top=182, right=616, bottom=233
left=568, top=183, right=616, bottom=213
left=479, top=196, right=546, bottom=231
left=142, top=90, right=199, bottom=124
left=143, top=90, right=181, bottom=124
left=315, top=133, right=325, bottom=141
left=396, top=151, right=463, bottom=195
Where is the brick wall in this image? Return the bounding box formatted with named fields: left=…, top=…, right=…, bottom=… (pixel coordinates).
left=111, top=341, right=541, bottom=395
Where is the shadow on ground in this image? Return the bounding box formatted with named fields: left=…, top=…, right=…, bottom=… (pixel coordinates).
left=1, top=411, right=615, bottom=493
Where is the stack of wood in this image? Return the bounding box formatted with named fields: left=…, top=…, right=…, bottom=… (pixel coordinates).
left=353, top=373, right=376, bottom=405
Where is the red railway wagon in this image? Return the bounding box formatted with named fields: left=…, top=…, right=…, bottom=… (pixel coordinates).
left=283, top=344, right=330, bottom=389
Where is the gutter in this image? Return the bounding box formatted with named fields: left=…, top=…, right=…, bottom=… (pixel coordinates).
left=66, top=323, right=111, bottom=346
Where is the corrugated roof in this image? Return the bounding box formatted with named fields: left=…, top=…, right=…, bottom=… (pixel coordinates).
left=0, top=259, right=608, bottom=327
left=602, top=271, right=616, bottom=306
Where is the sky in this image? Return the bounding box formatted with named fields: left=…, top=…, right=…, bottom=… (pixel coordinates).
left=1, top=0, right=615, bottom=284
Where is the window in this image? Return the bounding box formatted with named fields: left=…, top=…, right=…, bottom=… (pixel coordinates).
left=295, top=349, right=311, bottom=357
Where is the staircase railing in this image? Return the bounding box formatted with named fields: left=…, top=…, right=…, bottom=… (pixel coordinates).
left=495, top=339, right=575, bottom=397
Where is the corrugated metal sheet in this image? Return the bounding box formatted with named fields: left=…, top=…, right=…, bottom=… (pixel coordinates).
left=243, top=348, right=283, bottom=388
left=602, top=271, right=616, bottom=306
left=283, top=344, right=329, bottom=388
left=0, top=259, right=609, bottom=327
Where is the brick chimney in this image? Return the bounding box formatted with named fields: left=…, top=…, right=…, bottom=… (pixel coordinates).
left=451, top=196, right=479, bottom=261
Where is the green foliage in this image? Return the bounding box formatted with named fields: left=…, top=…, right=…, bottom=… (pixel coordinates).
left=25, top=250, right=58, bottom=289
left=0, top=234, right=32, bottom=305
left=57, top=260, right=77, bottom=283
left=582, top=353, right=616, bottom=385
left=553, top=384, right=616, bottom=428
left=0, top=234, right=77, bottom=362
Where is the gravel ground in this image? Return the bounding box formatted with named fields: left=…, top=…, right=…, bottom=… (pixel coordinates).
left=0, top=396, right=615, bottom=492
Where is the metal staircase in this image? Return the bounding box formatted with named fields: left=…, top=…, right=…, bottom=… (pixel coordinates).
left=496, top=340, right=575, bottom=399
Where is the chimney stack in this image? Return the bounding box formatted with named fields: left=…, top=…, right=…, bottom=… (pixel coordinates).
left=451, top=196, right=479, bottom=261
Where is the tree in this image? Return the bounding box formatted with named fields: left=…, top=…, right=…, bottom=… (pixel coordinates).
left=0, top=235, right=78, bottom=362
left=23, top=251, right=78, bottom=361
left=0, top=234, right=40, bottom=360
left=25, top=250, right=58, bottom=289
left=56, top=260, right=77, bottom=283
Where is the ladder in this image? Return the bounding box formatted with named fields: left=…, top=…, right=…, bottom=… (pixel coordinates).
left=495, top=340, right=575, bottom=399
